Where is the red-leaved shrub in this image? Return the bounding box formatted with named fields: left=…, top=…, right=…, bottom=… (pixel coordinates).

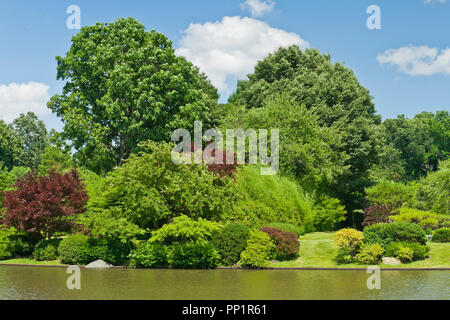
left=260, top=227, right=300, bottom=260
left=362, top=204, right=397, bottom=227
left=3, top=169, right=88, bottom=240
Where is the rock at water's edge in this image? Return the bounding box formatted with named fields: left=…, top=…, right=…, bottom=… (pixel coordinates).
left=85, top=259, right=112, bottom=269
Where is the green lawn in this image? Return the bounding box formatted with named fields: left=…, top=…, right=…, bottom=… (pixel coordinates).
left=0, top=258, right=66, bottom=266
left=272, top=232, right=450, bottom=269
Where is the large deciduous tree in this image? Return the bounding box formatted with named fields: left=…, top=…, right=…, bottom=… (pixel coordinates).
left=3, top=169, right=88, bottom=240
left=12, top=112, right=49, bottom=169
left=0, top=120, right=23, bottom=170
left=48, top=18, right=218, bottom=174
left=228, top=46, right=383, bottom=212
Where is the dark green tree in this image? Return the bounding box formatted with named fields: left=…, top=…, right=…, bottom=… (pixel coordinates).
left=228, top=46, right=383, bottom=213
left=12, top=112, right=49, bottom=169
left=48, top=18, right=218, bottom=174
left=0, top=120, right=23, bottom=170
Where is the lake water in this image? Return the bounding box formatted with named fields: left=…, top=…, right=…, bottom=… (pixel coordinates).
left=0, top=266, right=448, bottom=300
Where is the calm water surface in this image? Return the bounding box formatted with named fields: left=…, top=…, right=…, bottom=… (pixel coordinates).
left=0, top=266, right=448, bottom=300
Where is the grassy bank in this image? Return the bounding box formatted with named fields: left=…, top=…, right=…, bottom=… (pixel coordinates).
left=0, top=258, right=65, bottom=266
left=272, top=232, right=450, bottom=269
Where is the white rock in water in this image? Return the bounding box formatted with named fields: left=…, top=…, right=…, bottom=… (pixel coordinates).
left=382, top=257, right=402, bottom=266
left=85, top=259, right=112, bottom=269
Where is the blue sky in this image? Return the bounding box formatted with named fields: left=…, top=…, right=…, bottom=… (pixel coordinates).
left=0, top=0, right=449, bottom=130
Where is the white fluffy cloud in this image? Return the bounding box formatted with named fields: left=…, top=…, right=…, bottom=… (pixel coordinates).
left=0, top=82, right=51, bottom=122
left=377, top=46, right=450, bottom=76
left=241, top=0, right=276, bottom=17
left=176, top=16, right=308, bottom=93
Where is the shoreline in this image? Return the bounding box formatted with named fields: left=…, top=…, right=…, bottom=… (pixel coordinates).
left=0, top=263, right=448, bottom=271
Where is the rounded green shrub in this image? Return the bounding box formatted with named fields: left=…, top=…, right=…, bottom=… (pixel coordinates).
left=33, top=239, right=61, bottom=261
left=260, top=227, right=300, bottom=260
left=355, top=244, right=384, bottom=264
left=385, top=242, right=430, bottom=261
left=333, top=228, right=364, bottom=264
left=210, top=224, right=250, bottom=266
left=432, top=228, right=450, bottom=243
left=167, top=242, right=220, bottom=269
left=129, top=243, right=168, bottom=268
left=396, top=246, right=414, bottom=263
left=363, top=222, right=427, bottom=246
left=57, top=235, right=92, bottom=265
left=0, top=226, right=34, bottom=260
left=89, top=238, right=133, bottom=265
left=238, top=229, right=276, bottom=268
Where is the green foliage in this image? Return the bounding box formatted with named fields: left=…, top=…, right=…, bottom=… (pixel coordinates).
left=260, top=227, right=300, bottom=260
left=365, top=180, right=413, bottom=208
left=409, top=159, right=450, bottom=215
left=333, top=228, right=364, bottom=263
left=12, top=112, right=49, bottom=169
left=48, top=17, right=218, bottom=174
left=210, top=224, right=250, bottom=266
left=0, top=120, right=24, bottom=170
left=383, top=111, right=449, bottom=181
left=37, top=145, right=74, bottom=176
left=224, top=166, right=314, bottom=229
left=238, top=229, right=275, bottom=268
left=264, top=223, right=305, bottom=237
left=129, top=242, right=168, bottom=268
left=391, top=208, right=449, bottom=230
left=150, top=215, right=222, bottom=245
left=385, top=242, right=430, bottom=262
left=432, top=228, right=450, bottom=243
left=355, top=243, right=384, bottom=264
left=221, top=96, right=345, bottom=191
left=167, top=242, right=220, bottom=269
left=312, top=195, right=347, bottom=231
left=228, top=46, right=383, bottom=212
left=0, top=226, right=34, bottom=260
left=33, top=239, right=61, bottom=261
left=89, top=238, right=133, bottom=265
left=57, top=235, right=92, bottom=265
left=363, top=222, right=427, bottom=246
left=98, top=141, right=233, bottom=230
left=0, top=166, right=30, bottom=206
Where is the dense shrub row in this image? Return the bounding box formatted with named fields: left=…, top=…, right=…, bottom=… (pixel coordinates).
left=432, top=228, right=450, bottom=243
left=363, top=222, right=427, bottom=246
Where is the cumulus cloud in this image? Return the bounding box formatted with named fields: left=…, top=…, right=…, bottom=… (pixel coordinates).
left=176, top=16, right=308, bottom=93
left=0, top=82, right=51, bottom=122
left=241, top=0, right=276, bottom=17
left=377, top=46, right=450, bottom=76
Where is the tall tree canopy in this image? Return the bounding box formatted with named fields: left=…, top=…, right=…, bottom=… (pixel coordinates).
left=12, top=112, right=49, bottom=169
left=228, top=46, right=383, bottom=212
left=48, top=18, right=218, bottom=174
left=0, top=120, right=23, bottom=170
left=383, top=110, right=449, bottom=180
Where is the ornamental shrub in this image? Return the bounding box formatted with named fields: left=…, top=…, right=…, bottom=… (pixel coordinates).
left=355, top=243, right=384, bottom=265
left=129, top=243, right=168, bottom=268
left=239, top=229, right=276, bottom=268
left=391, top=208, right=449, bottom=230
left=385, top=242, right=430, bottom=261
left=395, top=246, right=414, bottom=263
left=33, top=239, right=61, bottom=261
left=57, top=234, right=92, bottom=265
left=260, top=227, right=300, bottom=260
left=89, top=238, right=133, bottom=265
left=363, top=222, right=427, bottom=246
left=334, top=228, right=364, bottom=263
left=167, top=242, right=220, bottom=269
left=432, top=228, right=450, bottom=243
left=264, top=223, right=305, bottom=237
left=312, top=196, right=347, bottom=231
left=210, top=224, right=250, bottom=266
left=0, top=226, right=34, bottom=259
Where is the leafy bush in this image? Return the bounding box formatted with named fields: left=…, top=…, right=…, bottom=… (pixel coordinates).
left=224, top=166, right=315, bottom=229
left=363, top=222, right=427, bottom=246
left=355, top=244, right=384, bottom=264
left=129, top=243, right=168, bottom=268
left=432, top=228, right=450, bottom=243
left=312, top=196, right=347, bottom=232
left=365, top=180, right=413, bottom=208
left=334, top=228, right=364, bottom=264
left=149, top=215, right=222, bottom=245
left=385, top=242, right=430, bottom=261
left=167, top=242, right=220, bottom=269
left=260, top=227, right=300, bottom=260
left=391, top=208, right=449, bottom=230
left=210, top=224, right=250, bottom=266
left=395, top=246, right=414, bottom=263
left=264, top=223, right=305, bottom=237
left=57, top=234, right=92, bottom=265
left=362, top=204, right=394, bottom=227
left=89, top=238, right=133, bottom=265
left=0, top=226, right=34, bottom=260
left=239, top=229, right=276, bottom=268
left=33, top=239, right=61, bottom=261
